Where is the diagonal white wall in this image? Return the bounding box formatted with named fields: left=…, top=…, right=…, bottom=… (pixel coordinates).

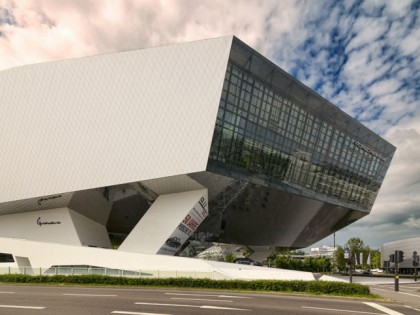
left=0, top=36, right=233, bottom=203
left=119, top=189, right=208, bottom=255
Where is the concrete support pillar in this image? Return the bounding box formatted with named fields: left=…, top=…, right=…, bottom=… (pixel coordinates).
left=119, top=189, right=208, bottom=255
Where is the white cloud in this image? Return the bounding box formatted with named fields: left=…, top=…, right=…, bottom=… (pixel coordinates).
left=346, top=16, right=388, bottom=52
left=0, top=0, right=303, bottom=70
left=384, top=0, right=413, bottom=18
left=400, top=28, right=420, bottom=56
left=403, top=217, right=420, bottom=229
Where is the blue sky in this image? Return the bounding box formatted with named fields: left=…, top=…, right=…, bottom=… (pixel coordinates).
left=0, top=0, right=419, bottom=249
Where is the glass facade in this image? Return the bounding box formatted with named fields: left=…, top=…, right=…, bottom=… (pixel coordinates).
left=209, top=62, right=388, bottom=211
left=0, top=252, right=14, bottom=263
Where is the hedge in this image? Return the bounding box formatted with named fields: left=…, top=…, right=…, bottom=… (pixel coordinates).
left=0, top=274, right=371, bottom=296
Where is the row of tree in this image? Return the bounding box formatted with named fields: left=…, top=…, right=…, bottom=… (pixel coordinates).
left=334, top=237, right=381, bottom=271
left=265, top=238, right=381, bottom=273
left=271, top=255, right=332, bottom=272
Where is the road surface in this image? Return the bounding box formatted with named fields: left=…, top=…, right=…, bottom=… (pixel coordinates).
left=0, top=284, right=418, bottom=315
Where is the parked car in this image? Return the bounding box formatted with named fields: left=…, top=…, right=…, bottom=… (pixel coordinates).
left=234, top=258, right=262, bottom=266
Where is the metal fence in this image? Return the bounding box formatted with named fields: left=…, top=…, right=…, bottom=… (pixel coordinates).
left=0, top=266, right=228, bottom=279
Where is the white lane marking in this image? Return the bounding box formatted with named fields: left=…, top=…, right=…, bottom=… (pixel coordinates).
left=136, top=303, right=196, bottom=308
left=135, top=302, right=250, bottom=311
left=0, top=305, right=46, bottom=310
left=112, top=312, right=171, bottom=315
left=63, top=293, right=117, bottom=297
left=399, top=288, right=419, bottom=292
left=363, top=302, right=405, bottom=315
left=170, top=297, right=232, bottom=303
left=374, top=287, right=420, bottom=297
left=165, top=292, right=251, bottom=299
left=396, top=291, right=420, bottom=297
left=219, top=295, right=252, bottom=299
left=0, top=292, right=14, bottom=294
left=302, top=306, right=382, bottom=314
left=201, top=305, right=251, bottom=311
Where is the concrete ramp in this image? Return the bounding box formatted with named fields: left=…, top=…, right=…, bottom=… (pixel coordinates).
left=1, top=237, right=314, bottom=281
left=206, top=260, right=315, bottom=280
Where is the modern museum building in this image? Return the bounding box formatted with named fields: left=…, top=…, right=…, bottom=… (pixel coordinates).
left=0, top=36, right=395, bottom=276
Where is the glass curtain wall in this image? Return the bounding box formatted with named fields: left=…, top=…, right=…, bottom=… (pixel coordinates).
left=209, top=62, right=385, bottom=211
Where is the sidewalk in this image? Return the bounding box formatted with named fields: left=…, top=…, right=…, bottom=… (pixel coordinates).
left=368, top=282, right=420, bottom=309
left=322, top=274, right=420, bottom=309
left=320, top=275, right=420, bottom=311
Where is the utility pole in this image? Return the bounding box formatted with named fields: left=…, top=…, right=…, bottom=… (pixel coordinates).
left=395, top=257, right=399, bottom=291
left=394, top=250, right=404, bottom=292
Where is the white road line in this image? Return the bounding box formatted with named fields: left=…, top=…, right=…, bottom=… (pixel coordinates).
left=374, top=286, right=420, bottom=293
left=112, top=311, right=171, bottom=315
left=135, top=302, right=250, bottom=311
left=0, top=292, right=14, bottom=294
left=398, top=288, right=419, bottom=292
left=302, top=306, right=382, bottom=314
left=170, top=297, right=232, bottom=303
left=219, top=295, right=252, bottom=299
left=165, top=292, right=251, bottom=299
left=0, top=305, right=46, bottom=310
left=63, top=293, right=117, bottom=297
left=201, top=305, right=251, bottom=311
left=363, top=302, right=405, bottom=315
left=396, top=291, right=420, bottom=297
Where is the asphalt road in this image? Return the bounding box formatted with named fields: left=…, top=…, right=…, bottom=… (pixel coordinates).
left=0, top=284, right=418, bottom=315
left=324, top=274, right=420, bottom=309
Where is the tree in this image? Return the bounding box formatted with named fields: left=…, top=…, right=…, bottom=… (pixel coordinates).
left=272, top=255, right=332, bottom=272
left=343, top=237, right=374, bottom=270
left=334, top=246, right=346, bottom=271
left=371, top=249, right=381, bottom=269
left=224, top=252, right=236, bottom=263
left=291, top=249, right=306, bottom=255
left=345, top=237, right=365, bottom=256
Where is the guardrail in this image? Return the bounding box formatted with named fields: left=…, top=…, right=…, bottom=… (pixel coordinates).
left=0, top=267, right=228, bottom=280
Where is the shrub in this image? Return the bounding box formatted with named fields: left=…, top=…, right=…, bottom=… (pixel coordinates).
left=0, top=274, right=370, bottom=296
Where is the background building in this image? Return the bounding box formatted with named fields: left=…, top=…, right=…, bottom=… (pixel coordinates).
left=0, top=36, right=395, bottom=273
left=310, top=245, right=337, bottom=258
left=381, top=237, right=420, bottom=274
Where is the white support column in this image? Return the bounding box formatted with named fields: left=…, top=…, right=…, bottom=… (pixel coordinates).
left=119, top=189, right=208, bottom=255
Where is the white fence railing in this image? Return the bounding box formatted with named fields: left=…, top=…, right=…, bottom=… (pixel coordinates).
left=0, top=267, right=229, bottom=280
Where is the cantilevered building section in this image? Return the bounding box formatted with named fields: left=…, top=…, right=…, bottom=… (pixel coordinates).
left=0, top=36, right=395, bottom=271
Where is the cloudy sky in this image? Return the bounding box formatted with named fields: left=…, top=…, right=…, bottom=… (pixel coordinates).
left=1, top=0, right=419, bottom=249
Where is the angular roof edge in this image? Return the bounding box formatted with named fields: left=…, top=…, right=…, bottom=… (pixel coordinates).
left=229, top=36, right=396, bottom=157
left=0, top=35, right=235, bottom=72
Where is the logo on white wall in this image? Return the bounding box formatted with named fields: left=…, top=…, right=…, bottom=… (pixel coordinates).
left=36, top=217, right=62, bottom=227
left=37, top=194, right=63, bottom=206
